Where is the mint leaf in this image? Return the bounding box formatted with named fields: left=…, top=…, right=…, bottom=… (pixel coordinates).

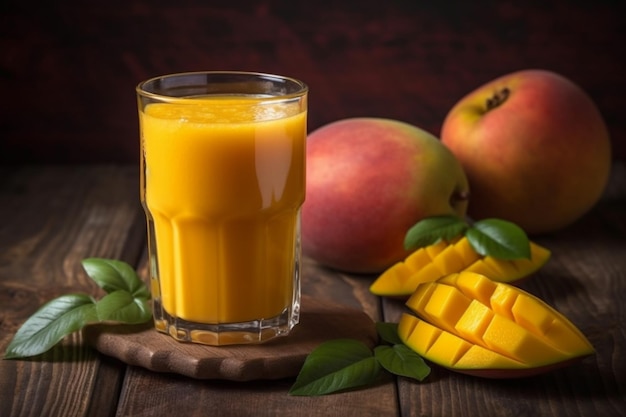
left=376, top=322, right=403, bottom=345
left=289, top=339, right=383, bottom=396
left=404, top=215, right=468, bottom=250
left=82, top=258, right=149, bottom=299
left=466, top=219, right=531, bottom=260
left=4, top=294, right=97, bottom=359
left=374, top=344, right=431, bottom=381
left=96, top=290, right=152, bottom=324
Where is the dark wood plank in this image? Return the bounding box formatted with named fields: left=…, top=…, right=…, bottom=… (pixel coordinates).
left=0, top=334, right=99, bottom=417
left=0, top=166, right=145, bottom=417
left=2, top=163, right=624, bottom=416
left=391, top=164, right=626, bottom=417
left=116, top=367, right=395, bottom=417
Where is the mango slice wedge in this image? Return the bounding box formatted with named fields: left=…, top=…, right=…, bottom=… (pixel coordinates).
left=398, top=271, right=594, bottom=378
left=370, top=237, right=550, bottom=297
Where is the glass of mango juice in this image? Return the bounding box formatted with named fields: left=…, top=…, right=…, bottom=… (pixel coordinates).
left=136, top=72, right=308, bottom=345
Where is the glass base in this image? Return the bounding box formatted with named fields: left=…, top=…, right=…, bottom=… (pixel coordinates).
left=152, top=298, right=300, bottom=346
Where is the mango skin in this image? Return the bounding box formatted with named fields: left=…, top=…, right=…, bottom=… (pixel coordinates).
left=441, top=69, right=611, bottom=235
left=302, top=118, right=469, bottom=273
left=398, top=272, right=594, bottom=378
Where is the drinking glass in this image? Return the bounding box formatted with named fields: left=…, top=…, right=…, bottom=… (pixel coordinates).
left=136, top=71, right=308, bottom=345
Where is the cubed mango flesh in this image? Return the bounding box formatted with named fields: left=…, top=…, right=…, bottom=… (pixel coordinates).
left=399, top=271, right=594, bottom=378
left=370, top=237, right=551, bottom=297
left=399, top=313, right=528, bottom=370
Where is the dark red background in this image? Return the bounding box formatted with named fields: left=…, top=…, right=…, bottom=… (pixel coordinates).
left=1, top=0, right=624, bottom=163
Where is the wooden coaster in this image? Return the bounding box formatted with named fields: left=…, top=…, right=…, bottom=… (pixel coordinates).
left=84, top=296, right=378, bottom=381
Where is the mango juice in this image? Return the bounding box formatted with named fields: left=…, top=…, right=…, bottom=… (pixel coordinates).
left=140, top=98, right=306, bottom=325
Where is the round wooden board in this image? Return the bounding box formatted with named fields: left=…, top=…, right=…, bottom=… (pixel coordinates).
left=84, top=295, right=378, bottom=381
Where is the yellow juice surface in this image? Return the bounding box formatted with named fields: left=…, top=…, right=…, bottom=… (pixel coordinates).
left=140, top=97, right=306, bottom=324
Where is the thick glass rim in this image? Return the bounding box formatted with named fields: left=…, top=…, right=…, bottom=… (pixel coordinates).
left=136, top=71, right=308, bottom=103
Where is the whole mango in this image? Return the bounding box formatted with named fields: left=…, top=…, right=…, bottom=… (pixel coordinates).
left=441, top=69, right=611, bottom=234
left=302, top=118, right=470, bottom=273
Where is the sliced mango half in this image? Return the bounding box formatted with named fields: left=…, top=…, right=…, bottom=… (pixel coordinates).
left=370, top=237, right=550, bottom=297
left=398, top=271, right=594, bottom=378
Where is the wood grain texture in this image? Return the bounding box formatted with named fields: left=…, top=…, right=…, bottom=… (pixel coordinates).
left=0, top=334, right=100, bottom=417
left=1, top=164, right=624, bottom=417
left=84, top=295, right=378, bottom=381
left=1, top=0, right=624, bottom=163
left=0, top=166, right=144, bottom=417
left=115, top=366, right=396, bottom=417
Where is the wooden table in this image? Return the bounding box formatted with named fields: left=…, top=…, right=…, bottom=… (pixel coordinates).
left=1, top=164, right=624, bottom=417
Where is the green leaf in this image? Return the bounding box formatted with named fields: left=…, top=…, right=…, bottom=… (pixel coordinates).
left=96, top=290, right=152, bottom=324
left=3, top=258, right=153, bottom=360
left=289, top=339, right=383, bottom=396
left=404, top=215, right=468, bottom=250
left=4, top=294, right=97, bottom=359
left=374, top=344, right=431, bottom=381
left=376, top=322, right=403, bottom=345
left=82, top=258, right=149, bottom=299
left=466, top=219, right=531, bottom=260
